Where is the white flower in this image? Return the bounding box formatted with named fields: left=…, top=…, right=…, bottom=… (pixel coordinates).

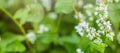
left=74, top=0, right=83, bottom=7
left=75, top=21, right=97, bottom=40
left=106, top=32, right=114, bottom=41
left=76, top=48, right=84, bottom=53
left=49, top=12, right=58, bottom=20
left=95, top=0, right=114, bottom=41
left=75, top=21, right=89, bottom=36
left=74, top=12, right=85, bottom=21
left=87, top=33, right=94, bottom=40
left=87, top=28, right=96, bottom=40
left=94, top=11, right=98, bottom=15
left=83, top=4, right=93, bottom=9
left=38, top=24, right=49, bottom=34
left=86, top=10, right=92, bottom=16
left=26, top=32, right=36, bottom=44
left=41, top=0, right=51, bottom=11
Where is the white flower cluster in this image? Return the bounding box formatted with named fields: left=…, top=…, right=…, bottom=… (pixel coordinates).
left=75, top=0, right=114, bottom=44
left=38, top=24, right=49, bottom=34
left=76, top=48, right=84, bottom=53
left=75, top=21, right=102, bottom=43
left=26, top=32, right=36, bottom=44
left=95, top=0, right=114, bottom=41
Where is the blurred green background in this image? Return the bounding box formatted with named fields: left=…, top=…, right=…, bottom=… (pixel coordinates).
left=0, top=0, right=120, bottom=53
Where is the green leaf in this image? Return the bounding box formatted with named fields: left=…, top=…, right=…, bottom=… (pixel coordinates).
left=59, top=35, right=79, bottom=45
left=14, top=7, right=30, bottom=25
left=90, top=42, right=107, bottom=53
left=14, top=3, right=44, bottom=25
left=108, top=3, right=120, bottom=23
left=0, top=33, right=25, bottom=46
left=6, top=41, right=26, bottom=52
left=64, top=42, right=77, bottom=53
left=55, top=0, right=76, bottom=14
left=26, top=4, right=44, bottom=23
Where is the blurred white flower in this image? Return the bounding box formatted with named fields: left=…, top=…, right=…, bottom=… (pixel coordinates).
left=26, top=32, right=36, bottom=44
left=49, top=12, right=58, bottom=20
left=107, top=0, right=113, bottom=3
left=89, top=17, right=94, bottom=21
left=94, top=12, right=98, bottom=15
left=83, top=4, right=93, bottom=9
left=41, top=0, right=51, bottom=11
left=74, top=12, right=85, bottom=21
left=115, top=0, right=119, bottom=3
left=86, top=10, right=92, bottom=16
left=76, top=48, right=84, bottom=53
left=38, top=24, right=49, bottom=34
left=74, top=0, right=83, bottom=7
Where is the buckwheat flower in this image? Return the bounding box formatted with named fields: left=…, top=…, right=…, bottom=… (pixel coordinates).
left=26, top=32, right=36, bottom=44
left=38, top=24, right=49, bottom=34
left=95, top=0, right=114, bottom=41
left=49, top=12, right=58, bottom=20
left=41, top=0, right=51, bottom=11
left=74, top=12, right=85, bottom=21
left=76, top=48, right=84, bottom=53
left=93, top=38, right=102, bottom=44
left=86, top=27, right=96, bottom=40
left=106, top=32, right=114, bottom=41
left=94, top=11, right=98, bottom=15
left=77, top=0, right=84, bottom=7
left=83, top=4, right=93, bottom=9
left=75, top=21, right=97, bottom=40
left=74, top=0, right=83, bottom=7
left=86, top=10, right=92, bottom=16
left=87, top=33, right=94, bottom=40
left=75, top=21, right=89, bottom=36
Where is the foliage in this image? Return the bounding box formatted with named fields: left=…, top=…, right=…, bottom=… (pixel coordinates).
left=0, top=0, right=120, bottom=53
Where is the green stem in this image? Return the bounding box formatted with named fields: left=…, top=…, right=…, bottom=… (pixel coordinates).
left=0, top=7, right=31, bottom=52
left=57, top=13, right=62, bottom=33
left=0, top=7, right=26, bottom=35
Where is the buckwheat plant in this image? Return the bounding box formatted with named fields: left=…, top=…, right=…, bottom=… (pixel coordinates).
left=75, top=0, right=114, bottom=44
